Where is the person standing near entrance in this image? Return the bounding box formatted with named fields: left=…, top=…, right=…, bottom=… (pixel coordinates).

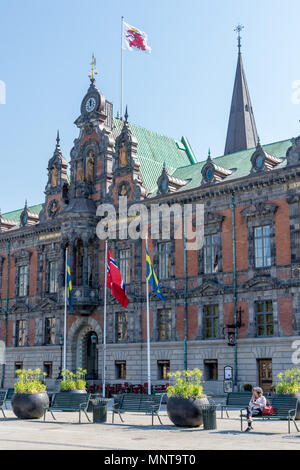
left=245, top=387, right=267, bottom=432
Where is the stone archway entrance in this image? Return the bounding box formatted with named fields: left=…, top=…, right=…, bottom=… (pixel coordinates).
left=67, top=317, right=102, bottom=380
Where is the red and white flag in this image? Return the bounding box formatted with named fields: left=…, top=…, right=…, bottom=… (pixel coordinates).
left=106, top=249, right=129, bottom=308
left=122, top=21, right=151, bottom=54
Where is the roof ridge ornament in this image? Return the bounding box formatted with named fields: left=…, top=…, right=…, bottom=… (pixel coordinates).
left=88, top=54, right=98, bottom=83
left=234, top=24, right=244, bottom=54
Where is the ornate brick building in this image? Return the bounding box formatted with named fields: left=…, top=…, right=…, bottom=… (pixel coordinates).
left=1, top=42, right=300, bottom=394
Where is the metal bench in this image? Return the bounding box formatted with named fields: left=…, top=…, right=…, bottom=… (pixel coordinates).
left=221, top=392, right=253, bottom=418
left=0, top=390, right=8, bottom=418
left=240, top=395, right=299, bottom=434
left=44, top=392, right=91, bottom=423
left=112, top=393, right=163, bottom=425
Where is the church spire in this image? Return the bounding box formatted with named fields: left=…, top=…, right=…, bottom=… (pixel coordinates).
left=224, top=25, right=258, bottom=155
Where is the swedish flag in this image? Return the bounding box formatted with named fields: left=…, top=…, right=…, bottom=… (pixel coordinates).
left=146, top=240, right=166, bottom=302
left=66, top=252, right=73, bottom=313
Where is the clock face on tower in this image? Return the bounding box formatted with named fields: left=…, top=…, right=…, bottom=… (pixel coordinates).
left=85, top=97, right=96, bottom=112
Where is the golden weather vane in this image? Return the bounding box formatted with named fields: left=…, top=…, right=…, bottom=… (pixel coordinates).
left=88, top=54, right=98, bottom=81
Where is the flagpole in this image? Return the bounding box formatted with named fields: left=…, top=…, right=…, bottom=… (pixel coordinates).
left=63, top=248, right=67, bottom=373
left=103, top=241, right=108, bottom=398
left=121, top=16, right=124, bottom=118
left=146, top=237, right=151, bottom=395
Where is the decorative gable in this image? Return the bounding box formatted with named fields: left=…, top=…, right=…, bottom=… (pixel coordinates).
left=156, top=163, right=187, bottom=195
left=241, top=201, right=278, bottom=219
left=201, top=150, right=232, bottom=185
left=250, top=141, right=282, bottom=173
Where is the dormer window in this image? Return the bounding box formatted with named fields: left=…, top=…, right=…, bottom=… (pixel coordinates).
left=250, top=142, right=282, bottom=173
left=201, top=150, right=232, bottom=185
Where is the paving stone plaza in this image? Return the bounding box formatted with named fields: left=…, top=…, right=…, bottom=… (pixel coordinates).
left=0, top=400, right=300, bottom=451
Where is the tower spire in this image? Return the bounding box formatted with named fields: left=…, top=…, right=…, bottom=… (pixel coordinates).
left=224, top=26, right=258, bottom=155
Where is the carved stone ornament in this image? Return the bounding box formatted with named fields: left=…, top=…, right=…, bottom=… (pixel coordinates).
left=50, top=164, right=59, bottom=187
left=48, top=200, right=60, bottom=219
left=119, top=141, right=129, bottom=167
left=86, top=150, right=95, bottom=183
left=286, top=135, right=300, bottom=166
left=118, top=181, right=130, bottom=197
left=241, top=201, right=278, bottom=218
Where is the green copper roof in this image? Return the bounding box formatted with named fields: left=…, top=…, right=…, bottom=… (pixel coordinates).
left=2, top=204, right=43, bottom=222
left=173, top=138, right=292, bottom=191
left=113, top=118, right=195, bottom=164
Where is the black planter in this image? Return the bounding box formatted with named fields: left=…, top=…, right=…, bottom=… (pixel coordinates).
left=167, top=396, right=209, bottom=427
left=11, top=392, right=49, bottom=420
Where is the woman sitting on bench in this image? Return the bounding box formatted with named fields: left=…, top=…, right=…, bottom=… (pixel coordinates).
left=245, top=387, right=266, bottom=432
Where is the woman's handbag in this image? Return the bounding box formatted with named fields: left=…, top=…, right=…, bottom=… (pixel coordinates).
left=262, top=403, right=275, bottom=416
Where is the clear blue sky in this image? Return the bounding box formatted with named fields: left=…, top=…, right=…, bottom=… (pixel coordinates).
left=1, top=0, right=300, bottom=213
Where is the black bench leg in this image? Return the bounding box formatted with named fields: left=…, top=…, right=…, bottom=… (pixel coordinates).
left=119, top=412, right=124, bottom=423
left=112, top=412, right=114, bottom=424
left=240, top=413, right=243, bottom=432
left=1, top=407, right=6, bottom=418
left=288, top=417, right=290, bottom=434
left=79, top=410, right=81, bottom=423
left=156, top=413, right=162, bottom=425
left=84, top=410, right=91, bottom=423
left=293, top=419, right=300, bottom=433
left=50, top=411, right=56, bottom=421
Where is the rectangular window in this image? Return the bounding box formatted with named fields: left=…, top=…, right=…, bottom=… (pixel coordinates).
left=44, top=362, right=53, bottom=379
left=255, top=300, right=274, bottom=337
left=115, top=361, right=126, bottom=379
left=45, top=317, right=56, bottom=345
left=49, top=261, right=59, bottom=293
left=158, top=242, right=172, bottom=280
left=159, top=309, right=172, bottom=341
left=204, top=305, right=219, bottom=339
left=254, top=225, right=271, bottom=268
left=18, top=265, right=29, bottom=297
left=204, top=234, right=220, bottom=274
left=157, top=360, right=170, bottom=380
left=16, top=320, right=26, bottom=347
left=119, top=248, right=131, bottom=284
left=116, top=312, right=128, bottom=343
left=204, top=360, right=218, bottom=381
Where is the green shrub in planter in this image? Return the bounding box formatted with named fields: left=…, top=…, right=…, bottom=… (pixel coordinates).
left=167, top=369, right=206, bottom=399
left=59, top=368, right=87, bottom=392
left=12, top=368, right=49, bottom=419
left=14, top=368, right=47, bottom=394
left=277, top=368, right=300, bottom=394
left=166, top=369, right=209, bottom=427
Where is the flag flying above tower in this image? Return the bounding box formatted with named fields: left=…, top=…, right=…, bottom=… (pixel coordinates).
left=146, top=240, right=166, bottom=302
left=122, top=21, right=151, bottom=54
left=107, top=249, right=129, bottom=308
